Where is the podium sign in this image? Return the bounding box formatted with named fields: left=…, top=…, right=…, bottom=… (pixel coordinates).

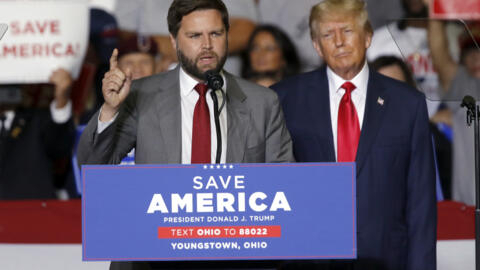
left=82, top=163, right=356, bottom=261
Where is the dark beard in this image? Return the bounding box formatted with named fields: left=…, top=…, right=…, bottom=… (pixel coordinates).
left=177, top=49, right=227, bottom=81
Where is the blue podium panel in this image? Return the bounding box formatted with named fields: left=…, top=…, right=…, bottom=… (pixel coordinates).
left=82, top=163, right=356, bottom=261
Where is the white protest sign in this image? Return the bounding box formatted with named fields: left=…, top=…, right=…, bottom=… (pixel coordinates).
left=0, top=0, right=89, bottom=83
left=89, top=0, right=116, bottom=13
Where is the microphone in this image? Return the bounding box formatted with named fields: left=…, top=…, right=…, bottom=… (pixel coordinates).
left=205, top=70, right=224, bottom=91
left=461, top=95, right=476, bottom=112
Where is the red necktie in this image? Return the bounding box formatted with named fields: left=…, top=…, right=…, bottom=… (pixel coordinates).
left=191, top=83, right=211, bottom=164
left=337, top=81, right=360, bottom=162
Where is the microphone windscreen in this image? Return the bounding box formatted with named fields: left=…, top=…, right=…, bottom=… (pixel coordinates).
left=205, top=70, right=224, bottom=91
left=462, top=95, right=476, bottom=111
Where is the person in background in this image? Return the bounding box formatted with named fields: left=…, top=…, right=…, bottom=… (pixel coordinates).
left=0, top=68, right=75, bottom=200
left=117, top=35, right=158, bottom=80
left=371, top=55, right=416, bottom=86
left=367, top=0, right=443, bottom=118
left=114, top=0, right=256, bottom=75
left=426, top=0, right=480, bottom=205
left=371, top=55, right=452, bottom=199
left=241, top=24, right=301, bottom=87
left=86, top=8, right=118, bottom=114
left=272, top=0, right=436, bottom=268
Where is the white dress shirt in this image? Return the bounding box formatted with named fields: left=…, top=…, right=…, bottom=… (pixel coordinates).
left=97, top=68, right=228, bottom=164
left=179, top=68, right=227, bottom=164
left=327, top=62, right=369, bottom=160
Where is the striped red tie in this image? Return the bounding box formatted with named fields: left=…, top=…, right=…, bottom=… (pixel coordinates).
left=337, top=81, right=360, bottom=162
left=191, top=83, right=211, bottom=164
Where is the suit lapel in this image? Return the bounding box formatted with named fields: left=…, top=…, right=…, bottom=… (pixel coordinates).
left=224, top=72, right=249, bottom=163
left=309, top=68, right=336, bottom=162
left=153, top=68, right=182, bottom=163
left=355, top=70, right=387, bottom=175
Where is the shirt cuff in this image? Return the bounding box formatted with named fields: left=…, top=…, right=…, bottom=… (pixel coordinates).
left=97, top=107, right=118, bottom=134
left=49, top=100, right=72, bottom=124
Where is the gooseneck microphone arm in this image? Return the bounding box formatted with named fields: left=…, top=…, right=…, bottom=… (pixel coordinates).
left=211, top=91, right=222, bottom=164
left=205, top=70, right=225, bottom=164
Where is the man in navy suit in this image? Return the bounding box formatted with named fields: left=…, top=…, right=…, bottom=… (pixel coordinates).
left=271, top=0, right=436, bottom=269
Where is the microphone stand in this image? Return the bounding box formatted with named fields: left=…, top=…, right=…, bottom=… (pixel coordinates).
left=211, top=91, right=222, bottom=164
left=206, top=70, right=225, bottom=164
left=461, top=95, right=480, bottom=270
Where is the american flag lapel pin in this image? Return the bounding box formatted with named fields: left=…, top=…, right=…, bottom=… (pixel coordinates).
left=377, top=97, right=384, bottom=106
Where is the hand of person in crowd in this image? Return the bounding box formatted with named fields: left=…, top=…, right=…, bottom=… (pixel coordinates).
left=101, top=48, right=132, bottom=121
left=49, top=68, right=72, bottom=109
left=424, top=0, right=458, bottom=92
left=431, top=108, right=453, bottom=126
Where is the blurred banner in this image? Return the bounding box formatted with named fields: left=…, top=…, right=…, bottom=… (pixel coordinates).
left=431, top=0, right=480, bottom=20
left=0, top=0, right=89, bottom=84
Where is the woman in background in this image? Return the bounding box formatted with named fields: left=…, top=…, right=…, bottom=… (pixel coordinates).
left=242, top=25, right=300, bottom=87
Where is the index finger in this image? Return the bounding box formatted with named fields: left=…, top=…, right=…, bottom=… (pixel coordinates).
left=109, top=48, right=118, bottom=70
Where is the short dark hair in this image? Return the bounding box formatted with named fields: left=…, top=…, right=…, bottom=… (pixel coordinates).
left=167, top=0, right=230, bottom=38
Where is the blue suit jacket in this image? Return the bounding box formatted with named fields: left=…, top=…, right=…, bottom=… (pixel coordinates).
left=272, top=67, right=436, bottom=270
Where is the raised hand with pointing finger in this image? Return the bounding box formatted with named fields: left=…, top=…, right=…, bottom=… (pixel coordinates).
left=100, top=48, right=132, bottom=122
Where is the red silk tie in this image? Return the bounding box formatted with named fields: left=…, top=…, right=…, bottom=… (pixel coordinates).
left=337, top=81, right=360, bottom=162
left=191, top=83, right=211, bottom=164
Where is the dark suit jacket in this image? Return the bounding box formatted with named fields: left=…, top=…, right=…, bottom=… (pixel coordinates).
left=271, top=67, right=436, bottom=270
left=0, top=108, right=75, bottom=200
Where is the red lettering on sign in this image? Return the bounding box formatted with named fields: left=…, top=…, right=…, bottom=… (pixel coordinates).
left=32, top=44, right=42, bottom=56
left=3, top=45, right=16, bottom=56
left=52, top=43, right=61, bottom=56
left=64, top=44, right=75, bottom=56
left=0, top=43, right=79, bottom=58
left=8, top=20, right=61, bottom=35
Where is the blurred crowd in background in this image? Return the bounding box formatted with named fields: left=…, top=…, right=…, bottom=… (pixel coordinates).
left=0, top=0, right=479, bottom=207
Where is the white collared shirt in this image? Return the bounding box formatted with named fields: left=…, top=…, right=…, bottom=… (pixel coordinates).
left=179, top=68, right=228, bottom=164
left=0, top=110, right=15, bottom=131
left=327, top=62, right=369, bottom=160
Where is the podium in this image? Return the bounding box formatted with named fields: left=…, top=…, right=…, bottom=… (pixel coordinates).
left=82, top=163, right=356, bottom=262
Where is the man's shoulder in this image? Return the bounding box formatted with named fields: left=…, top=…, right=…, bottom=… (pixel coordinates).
left=130, top=69, right=177, bottom=95
left=271, top=68, right=326, bottom=99
left=371, top=70, right=425, bottom=103
left=226, top=73, right=278, bottom=101
left=273, top=69, right=324, bottom=89
left=133, top=69, right=174, bottom=86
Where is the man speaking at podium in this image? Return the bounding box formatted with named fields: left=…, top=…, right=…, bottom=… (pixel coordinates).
left=78, top=0, right=293, bottom=165
left=78, top=0, right=293, bottom=268
left=272, top=0, right=436, bottom=269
